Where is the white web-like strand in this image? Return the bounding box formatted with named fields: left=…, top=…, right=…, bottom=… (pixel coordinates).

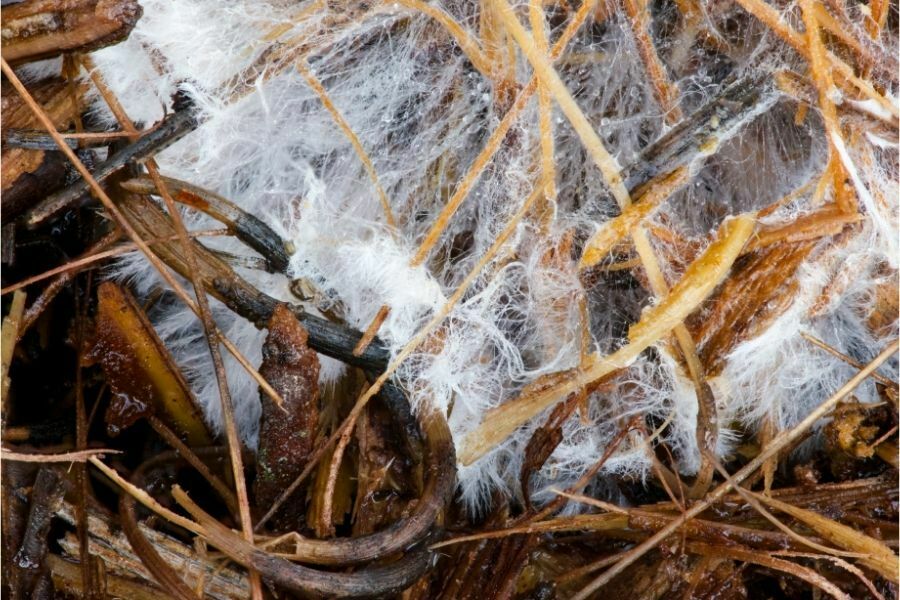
left=76, top=0, right=898, bottom=511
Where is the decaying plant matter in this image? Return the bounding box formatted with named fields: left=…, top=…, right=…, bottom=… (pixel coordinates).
left=1, top=0, right=897, bottom=597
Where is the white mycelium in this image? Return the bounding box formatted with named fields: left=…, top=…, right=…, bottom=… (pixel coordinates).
left=83, top=0, right=897, bottom=510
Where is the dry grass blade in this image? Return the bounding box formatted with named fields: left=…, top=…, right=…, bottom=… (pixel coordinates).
left=800, top=0, right=857, bottom=215
left=708, top=455, right=865, bottom=559
left=733, top=0, right=898, bottom=118
left=491, top=0, right=631, bottom=207
left=751, top=490, right=899, bottom=581
left=773, top=551, right=887, bottom=600
left=143, top=126, right=266, bottom=600
left=1, top=448, right=120, bottom=462
left=296, top=59, right=398, bottom=231
left=430, top=513, right=629, bottom=549
left=409, top=0, right=597, bottom=268
left=460, top=213, right=756, bottom=464
left=395, top=0, right=492, bottom=79
left=1, top=229, right=229, bottom=297
left=801, top=332, right=897, bottom=388
left=688, top=543, right=852, bottom=600
left=87, top=457, right=204, bottom=536
left=529, top=0, right=558, bottom=222
left=571, top=338, right=899, bottom=599
left=579, top=167, right=690, bottom=270
left=352, top=0, right=600, bottom=350
left=621, top=0, right=684, bottom=122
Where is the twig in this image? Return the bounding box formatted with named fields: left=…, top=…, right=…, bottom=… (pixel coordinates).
left=84, top=59, right=265, bottom=600
left=296, top=59, right=398, bottom=231
left=120, top=176, right=291, bottom=272
left=173, top=485, right=435, bottom=598
left=800, top=332, right=897, bottom=388
left=112, top=185, right=392, bottom=370
left=1, top=290, right=26, bottom=406
left=571, top=338, right=898, bottom=599
left=3, top=126, right=163, bottom=150
left=12, top=468, right=66, bottom=595
left=1, top=448, right=119, bottom=462
left=22, top=103, right=201, bottom=229
left=622, top=74, right=775, bottom=190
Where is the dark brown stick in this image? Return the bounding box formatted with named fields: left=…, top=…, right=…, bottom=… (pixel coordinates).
left=121, top=176, right=292, bottom=272
left=174, top=486, right=435, bottom=599
left=22, top=106, right=200, bottom=229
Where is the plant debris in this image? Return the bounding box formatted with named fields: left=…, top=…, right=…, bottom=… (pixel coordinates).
left=1, top=0, right=897, bottom=598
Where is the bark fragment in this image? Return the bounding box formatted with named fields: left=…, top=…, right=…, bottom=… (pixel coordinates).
left=254, top=303, right=320, bottom=530
left=1, top=0, right=142, bottom=66
left=1, top=78, right=82, bottom=222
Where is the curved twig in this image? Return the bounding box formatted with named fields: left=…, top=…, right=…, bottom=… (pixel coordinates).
left=257, top=390, right=455, bottom=565
left=120, top=176, right=292, bottom=273
left=174, top=486, right=434, bottom=599
left=118, top=451, right=222, bottom=600
left=115, top=184, right=457, bottom=567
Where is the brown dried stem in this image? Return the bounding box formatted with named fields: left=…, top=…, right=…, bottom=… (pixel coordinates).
left=1, top=0, right=142, bottom=66
left=84, top=61, right=265, bottom=600
left=0, top=448, right=119, bottom=463
left=296, top=58, right=398, bottom=231
left=621, top=0, right=684, bottom=122
left=174, top=485, right=433, bottom=598
left=571, top=338, right=898, bottom=599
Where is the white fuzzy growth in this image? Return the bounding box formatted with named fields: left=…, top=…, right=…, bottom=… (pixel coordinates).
left=718, top=228, right=897, bottom=434
left=87, top=0, right=897, bottom=509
